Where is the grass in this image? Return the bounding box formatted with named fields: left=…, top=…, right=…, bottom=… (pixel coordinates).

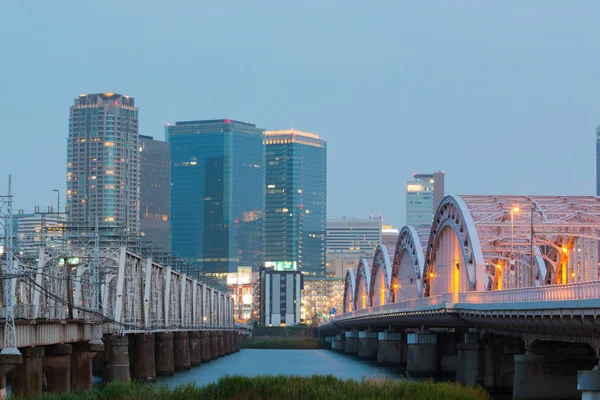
left=29, top=375, right=489, bottom=400
left=240, top=336, right=327, bottom=349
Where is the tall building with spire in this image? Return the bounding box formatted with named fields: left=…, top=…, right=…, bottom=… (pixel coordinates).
left=66, top=93, right=140, bottom=233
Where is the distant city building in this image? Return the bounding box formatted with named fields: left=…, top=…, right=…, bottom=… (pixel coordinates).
left=67, top=93, right=140, bottom=233
left=382, top=225, right=399, bottom=248
left=264, top=129, right=327, bottom=277
left=597, top=126, right=600, bottom=196
left=406, top=171, right=445, bottom=226
left=140, top=135, right=170, bottom=250
left=168, top=119, right=264, bottom=275
left=301, top=276, right=344, bottom=326
left=325, top=217, right=382, bottom=278
left=259, top=268, right=302, bottom=326
left=15, top=213, right=61, bottom=259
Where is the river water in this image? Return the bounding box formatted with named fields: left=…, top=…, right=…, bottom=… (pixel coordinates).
left=157, top=349, right=401, bottom=388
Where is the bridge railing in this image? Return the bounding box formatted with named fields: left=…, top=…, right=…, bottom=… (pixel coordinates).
left=457, top=281, right=600, bottom=304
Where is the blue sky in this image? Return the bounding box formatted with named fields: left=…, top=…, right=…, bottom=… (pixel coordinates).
left=1, top=1, right=598, bottom=227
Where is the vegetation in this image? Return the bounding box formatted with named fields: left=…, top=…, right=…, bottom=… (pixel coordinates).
left=32, top=375, right=489, bottom=400
left=240, top=336, right=326, bottom=349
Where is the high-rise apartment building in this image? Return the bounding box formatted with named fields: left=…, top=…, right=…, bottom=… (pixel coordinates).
left=259, top=267, right=302, bottom=326
left=67, top=93, right=140, bottom=233
left=264, top=129, right=327, bottom=276
left=301, top=276, right=344, bottom=326
left=168, top=119, right=265, bottom=275
left=325, top=217, right=382, bottom=278
left=15, top=214, right=61, bottom=259
left=140, top=135, right=170, bottom=249
left=406, top=171, right=445, bottom=226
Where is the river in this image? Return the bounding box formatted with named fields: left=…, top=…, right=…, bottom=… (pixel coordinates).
left=156, top=349, right=401, bottom=387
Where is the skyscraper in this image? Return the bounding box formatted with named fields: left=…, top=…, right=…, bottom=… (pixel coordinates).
left=140, top=135, right=170, bottom=249
left=67, top=93, right=140, bottom=233
left=168, top=119, right=264, bottom=275
left=264, top=129, right=327, bottom=276
left=406, top=171, right=445, bottom=226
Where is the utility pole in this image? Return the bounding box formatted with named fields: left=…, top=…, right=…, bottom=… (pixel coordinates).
left=530, top=206, right=535, bottom=288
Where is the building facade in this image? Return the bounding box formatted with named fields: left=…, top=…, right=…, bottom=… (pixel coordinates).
left=325, top=217, right=381, bottom=278
left=301, top=277, right=344, bottom=326
left=67, top=93, right=140, bottom=233
left=168, top=119, right=265, bottom=275
left=264, top=129, right=327, bottom=276
left=259, top=268, right=302, bottom=326
left=405, top=171, right=445, bottom=226
left=140, top=135, right=170, bottom=249
left=382, top=225, right=399, bottom=248
left=15, top=213, right=61, bottom=259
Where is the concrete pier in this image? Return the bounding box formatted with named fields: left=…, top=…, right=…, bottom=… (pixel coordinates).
left=132, top=334, right=156, bottom=381
left=456, top=332, right=482, bottom=386
left=0, top=352, right=21, bottom=400
left=513, top=345, right=597, bottom=400
left=332, top=333, right=345, bottom=352
left=217, top=332, right=225, bottom=357
left=358, top=331, right=378, bottom=359
left=12, top=347, right=44, bottom=398
left=344, top=330, right=359, bottom=355
left=189, top=332, right=202, bottom=366
left=43, top=344, right=72, bottom=393
left=201, top=332, right=212, bottom=362
left=104, top=336, right=131, bottom=384
left=406, top=331, right=438, bottom=377
left=223, top=332, right=231, bottom=354
left=210, top=332, right=219, bottom=359
left=377, top=331, right=404, bottom=365
left=155, top=332, right=175, bottom=376
left=578, top=368, right=600, bottom=400
left=229, top=333, right=236, bottom=353
left=71, top=342, right=103, bottom=392
left=174, top=332, right=191, bottom=371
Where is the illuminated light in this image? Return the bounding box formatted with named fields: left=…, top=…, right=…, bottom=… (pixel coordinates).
left=224, top=119, right=231, bottom=124
left=104, top=142, right=115, bottom=147
left=114, top=101, right=118, bottom=105
left=104, top=92, right=115, bottom=96
left=263, top=129, right=319, bottom=139
left=512, top=207, right=520, bottom=212
left=496, top=264, right=502, bottom=270
left=571, top=272, right=575, bottom=277
left=407, top=184, right=424, bottom=192
left=562, top=247, right=568, bottom=254
left=429, top=272, right=434, bottom=278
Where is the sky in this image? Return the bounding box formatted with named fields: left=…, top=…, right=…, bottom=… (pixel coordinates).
left=0, top=1, right=598, bottom=228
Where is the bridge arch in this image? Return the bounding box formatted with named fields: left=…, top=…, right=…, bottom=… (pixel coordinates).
left=424, top=195, right=486, bottom=296
left=354, top=259, right=372, bottom=310
left=392, top=226, right=426, bottom=302
left=343, top=269, right=356, bottom=313
left=369, top=244, right=393, bottom=306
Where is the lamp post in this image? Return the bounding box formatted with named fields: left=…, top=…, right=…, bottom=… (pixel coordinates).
left=510, top=207, right=520, bottom=287
left=530, top=206, right=535, bottom=288
left=52, top=189, right=60, bottom=225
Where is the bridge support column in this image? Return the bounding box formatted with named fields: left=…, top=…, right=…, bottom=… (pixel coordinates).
left=189, top=332, right=202, bottom=366
left=104, top=336, right=131, bottom=384
left=71, top=342, right=103, bottom=392
left=201, top=332, right=211, bottom=362
left=332, top=333, right=345, bottom=352
left=578, top=367, right=600, bottom=400
left=229, top=332, right=236, bottom=354
left=155, top=332, right=174, bottom=376
left=12, top=347, right=44, bottom=398
left=43, top=343, right=72, bottom=393
left=406, top=331, right=438, bottom=377
left=358, top=330, right=378, bottom=360
left=457, top=332, right=483, bottom=387
left=377, top=331, right=404, bottom=365
left=210, top=332, right=219, bottom=359
left=132, top=334, right=156, bottom=381
left=223, top=332, right=231, bottom=355
left=344, top=330, right=359, bottom=355
left=0, top=352, right=21, bottom=399
left=174, top=332, right=191, bottom=371
left=513, top=344, right=596, bottom=400
left=217, top=332, right=225, bottom=357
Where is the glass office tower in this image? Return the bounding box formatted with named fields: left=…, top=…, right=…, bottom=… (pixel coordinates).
left=168, top=119, right=264, bottom=275
left=264, top=129, right=327, bottom=276
left=406, top=171, right=445, bottom=227
left=67, top=93, right=139, bottom=233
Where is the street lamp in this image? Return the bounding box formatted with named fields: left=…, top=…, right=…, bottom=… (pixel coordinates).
left=510, top=207, right=520, bottom=253
left=53, top=189, right=60, bottom=225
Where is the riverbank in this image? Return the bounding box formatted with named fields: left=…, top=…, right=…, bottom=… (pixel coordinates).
left=240, top=336, right=328, bottom=349
left=36, top=375, right=489, bottom=400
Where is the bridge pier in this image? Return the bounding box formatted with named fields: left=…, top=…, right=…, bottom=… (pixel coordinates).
left=345, top=330, right=359, bottom=355
left=43, top=343, right=72, bottom=393
left=174, top=332, right=191, bottom=371
left=155, top=332, right=175, bottom=376
left=358, top=330, right=378, bottom=360
left=0, top=353, right=21, bottom=400
left=217, top=331, right=225, bottom=357
left=513, top=343, right=596, bottom=400
left=332, top=333, right=345, bottom=352
left=228, top=332, right=236, bottom=354
left=189, top=332, right=202, bottom=366
left=406, top=331, right=438, bottom=377
left=210, top=332, right=219, bottom=359
left=457, top=332, right=483, bottom=387
left=201, top=332, right=211, bottom=362
left=12, top=347, right=44, bottom=398
left=578, top=367, right=600, bottom=400
left=71, top=342, right=103, bottom=392
left=223, top=332, right=231, bottom=355
left=104, top=336, right=131, bottom=384
left=377, top=331, right=404, bottom=365
left=132, top=334, right=156, bottom=381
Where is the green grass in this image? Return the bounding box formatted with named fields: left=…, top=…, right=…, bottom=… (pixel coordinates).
left=240, top=336, right=324, bottom=349
left=30, top=375, right=489, bottom=400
